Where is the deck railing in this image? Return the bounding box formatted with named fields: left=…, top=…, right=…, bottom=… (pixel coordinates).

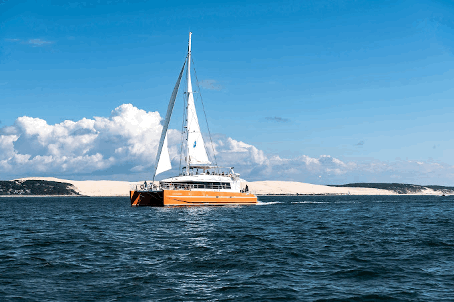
left=160, top=183, right=231, bottom=191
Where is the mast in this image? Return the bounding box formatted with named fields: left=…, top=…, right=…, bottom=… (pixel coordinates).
left=184, top=32, right=210, bottom=174
left=185, top=32, right=192, bottom=175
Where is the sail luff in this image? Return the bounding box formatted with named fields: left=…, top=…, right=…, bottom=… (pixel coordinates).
left=153, top=59, right=187, bottom=180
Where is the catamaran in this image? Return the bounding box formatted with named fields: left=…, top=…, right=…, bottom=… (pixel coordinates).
left=130, top=33, right=257, bottom=206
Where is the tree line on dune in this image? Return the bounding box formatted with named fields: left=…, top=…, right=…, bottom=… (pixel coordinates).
left=0, top=180, right=79, bottom=195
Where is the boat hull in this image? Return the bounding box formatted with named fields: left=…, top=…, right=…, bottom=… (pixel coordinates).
left=130, top=189, right=257, bottom=206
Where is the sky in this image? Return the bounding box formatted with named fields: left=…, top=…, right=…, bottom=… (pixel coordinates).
left=1, top=0, right=454, bottom=184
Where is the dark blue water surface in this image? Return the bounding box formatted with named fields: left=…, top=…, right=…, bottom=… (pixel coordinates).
left=1, top=195, right=454, bottom=301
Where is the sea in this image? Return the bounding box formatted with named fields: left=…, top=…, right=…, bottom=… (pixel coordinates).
left=0, top=195, right=453, bottom=301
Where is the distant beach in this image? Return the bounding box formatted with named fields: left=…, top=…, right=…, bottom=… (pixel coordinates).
left=5, top=177, right=451, bottom=197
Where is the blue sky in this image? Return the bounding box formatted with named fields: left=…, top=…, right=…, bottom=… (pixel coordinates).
left=1, top=0, right=454, bottom=184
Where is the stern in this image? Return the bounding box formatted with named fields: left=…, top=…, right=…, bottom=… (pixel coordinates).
left=130, top=190, right=164, bottom=207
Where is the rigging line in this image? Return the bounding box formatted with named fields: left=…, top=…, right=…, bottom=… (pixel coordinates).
left=191, top=56, right=218, bottom=169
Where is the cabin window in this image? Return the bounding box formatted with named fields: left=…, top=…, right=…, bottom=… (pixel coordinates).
left=161, top=182, right=231, bottom=190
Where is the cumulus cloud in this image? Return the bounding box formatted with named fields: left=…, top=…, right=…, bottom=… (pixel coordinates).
left=205, top=135, right=270, bottom=178
left=1, top=103, right=454, bottom=184
left=0, top=104, right=165, bottom=178
left=205, top=135, right=454, bottom=185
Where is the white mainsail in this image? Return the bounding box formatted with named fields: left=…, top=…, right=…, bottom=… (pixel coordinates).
left=155, top=134, right=171, bottom=176
left=186, top=32, right=210, bottom=166
left=153, top=59, right=187, bottom=180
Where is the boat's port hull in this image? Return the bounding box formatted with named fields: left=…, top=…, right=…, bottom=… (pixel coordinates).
left=130, top=190, right=164, bottom=206
left=130, top=189, right=257, bottom=206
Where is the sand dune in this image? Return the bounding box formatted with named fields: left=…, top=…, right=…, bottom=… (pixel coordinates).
left=15, top=177, right=403, bottom=196
left=247, top=181, right=397, bottom=195
left=15, top=177, right=143, bottom=196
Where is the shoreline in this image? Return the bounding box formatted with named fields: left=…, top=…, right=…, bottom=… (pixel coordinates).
left=3, top=177, right=451, bottom=197
left=1, top=194, right=450, bottom=197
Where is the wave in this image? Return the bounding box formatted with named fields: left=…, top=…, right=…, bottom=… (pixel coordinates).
left=257, top=201, right=282, bottom=205
left=291, top=201, right=330, bottom=204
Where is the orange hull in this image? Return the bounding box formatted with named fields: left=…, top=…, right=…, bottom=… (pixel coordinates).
left=130, top=189, right=257, bottom=206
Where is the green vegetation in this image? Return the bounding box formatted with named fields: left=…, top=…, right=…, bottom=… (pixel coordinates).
left=0, top=180, right=79, bottom=195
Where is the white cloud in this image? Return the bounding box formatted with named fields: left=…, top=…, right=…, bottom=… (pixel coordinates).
left=199, top=79, right=223, bottom=91
left=1, top=103, right=454, bottom=185
left=26, top=39, right=53, bottom=47
left=0, top=104, right=164, bottom=178
left=5, top=38, right=54, bottom=46
left=265, top=116, right=290, bottom=123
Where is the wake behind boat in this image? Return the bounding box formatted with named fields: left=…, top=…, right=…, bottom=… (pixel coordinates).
left=130, top=33, right=257, bottom=206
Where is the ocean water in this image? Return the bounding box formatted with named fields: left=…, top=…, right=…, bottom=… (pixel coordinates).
left=0, top=195, right=453, bottom=301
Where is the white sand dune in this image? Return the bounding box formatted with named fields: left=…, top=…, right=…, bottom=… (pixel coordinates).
left=15, top=177, right=404, bottom=196
left=247, top=181, right=397, bottom=195
left=15, top=177, right=143, bottom=196
left=14, top=177, right=446, bottom=196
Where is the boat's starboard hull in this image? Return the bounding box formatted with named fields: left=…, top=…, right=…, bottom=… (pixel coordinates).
left=130, top=189, right=257, bottom=206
